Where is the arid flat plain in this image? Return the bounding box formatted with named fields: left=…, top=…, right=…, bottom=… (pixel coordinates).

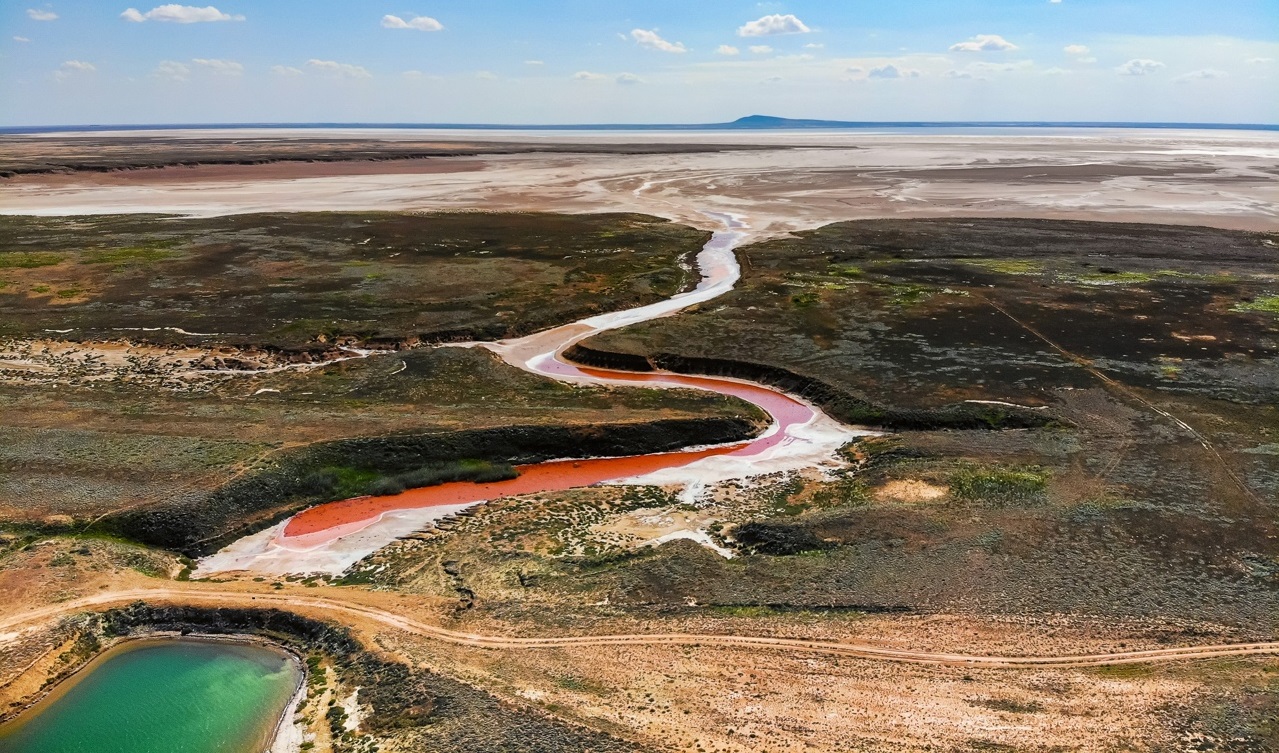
left=3, top=129, right=1275, bottom=236
left=2, top=128, right=1278, bottom=753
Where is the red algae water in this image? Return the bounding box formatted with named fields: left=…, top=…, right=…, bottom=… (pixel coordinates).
left=281, top=364, right=812, bottom=545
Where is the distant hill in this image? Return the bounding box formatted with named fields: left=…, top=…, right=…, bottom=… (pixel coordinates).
left=720, top=115, right=865, bottom=129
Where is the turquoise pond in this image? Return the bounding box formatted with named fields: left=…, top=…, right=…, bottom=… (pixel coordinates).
left=0, top=638, right=302, bottom=753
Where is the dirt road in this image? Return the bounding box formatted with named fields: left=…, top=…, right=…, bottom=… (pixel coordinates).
left=4, top=587, right=1277, bottom=669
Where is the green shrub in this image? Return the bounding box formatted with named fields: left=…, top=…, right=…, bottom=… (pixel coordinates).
left=790, top=291, right=821, bottom=307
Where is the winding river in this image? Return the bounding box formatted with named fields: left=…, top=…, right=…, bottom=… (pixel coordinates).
left=198, top=214, right=865, bottom=576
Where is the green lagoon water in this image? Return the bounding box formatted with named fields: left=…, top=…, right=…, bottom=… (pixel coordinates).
left=0, top=639, right=302, bottom=753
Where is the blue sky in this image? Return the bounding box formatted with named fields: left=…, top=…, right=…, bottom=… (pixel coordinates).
left=2, top=1, right=1276, bottom=125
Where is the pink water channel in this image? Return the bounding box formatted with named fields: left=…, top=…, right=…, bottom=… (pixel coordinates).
left=278, top=361, right=814, bottom=549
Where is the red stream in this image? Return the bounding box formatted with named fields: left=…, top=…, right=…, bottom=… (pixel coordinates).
left=279, top=362, right=813, bottom=546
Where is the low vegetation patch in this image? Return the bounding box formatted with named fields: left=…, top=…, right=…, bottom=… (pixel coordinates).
left=0, top=212, right=709, bottom=348
left=969, top=697, right=1044, bottom=714
left=0, top=251, right=63, bottom=269
left=964, top=258, right=1045, bottom=276
left=949, top=465, right=1050, bottom=505
left=80, top=244, right=177, bottom=266
left=362, top=460, right=518, bottom=497
left=1235, top=295, right=1279, bottom=315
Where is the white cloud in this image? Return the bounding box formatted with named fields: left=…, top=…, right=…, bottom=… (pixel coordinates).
left=572, top=71, right=606, bottom=81
left=1247, top=57, right=1273, bottom=64
left=26, top=8, right=58, bottom=21
left=868, top=63, right=921, bottom=79
left=968, top=59, right=1035, bottom=72
left=1063, top=44, right=1090, bottom=55
left=1043, top=67, right=1071, bottom=75
left=192, top=58, right=243, bottom=75
left=13, top=36, right=32, bottom=42
left=749, top=45, right=773, bottom=55
left=475, top=70, right=497, bottom=80
left=804, top=43, right=824, bottom=50
left=54, top=59, right=94, bottom=80
left=716, top=44, right=740, bottom=56
left=380, top=14, right=442, bottom=32
left=949, top=34, right=1018, bottom=52
left=306, top=59, right=371, bottom=78
left=524, top=60, right=544, bottom=66
left=121, top=5, right=244, bottom=23
left=845, top=66, right=864, bottom=75
left=631, top=28, right=685, bottom=53
left=152, top=60, right=189, bottom=80
left=944, top=69, right=974, bottom=79
left=1175, top=68, right=1227, bottom=82
left=738, top=13, right=811, bottom=37
left=615, top=72, right=641, bottom=85
left=1117, top=58, right=1164, bottom=75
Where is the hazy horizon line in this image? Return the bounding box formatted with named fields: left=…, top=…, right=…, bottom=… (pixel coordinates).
left=3, top=118, right=1278, bottom=135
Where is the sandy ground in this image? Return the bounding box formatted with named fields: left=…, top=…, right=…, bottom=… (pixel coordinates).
left=4, top=582, right=1278, bottom=751
left=0, top=338, right=381, bottom=390
left=874, top=479, right=948, bottom=503
left=1, top=129, right=1276, bottom=235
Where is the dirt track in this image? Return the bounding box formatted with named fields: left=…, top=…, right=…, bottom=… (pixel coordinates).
left=5, top=587, right=1278, bottom=668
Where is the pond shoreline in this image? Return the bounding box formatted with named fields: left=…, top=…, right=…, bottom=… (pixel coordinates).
left=0, top=633, right=306, bottom=752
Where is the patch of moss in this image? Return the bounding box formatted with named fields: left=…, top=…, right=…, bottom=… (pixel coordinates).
left=885, top=283, right=932, bottom=306
left=965, top=259, right=1044, bottom=275
left=1235, top=295, right=1279, bottom=315
left=949, top=465, right=1049, bottom=505
left=80, top=245, right=176, bottom=266
left=828, top=264, right=864, bottom=278
left=0, top=251, right=64, bottom=269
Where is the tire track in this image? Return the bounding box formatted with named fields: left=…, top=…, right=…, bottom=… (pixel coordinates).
left=4, top=588, right=1277, bottom=669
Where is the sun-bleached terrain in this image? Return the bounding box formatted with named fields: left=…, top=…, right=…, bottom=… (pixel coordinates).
left=2, top=129, right=1275, bottom=237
